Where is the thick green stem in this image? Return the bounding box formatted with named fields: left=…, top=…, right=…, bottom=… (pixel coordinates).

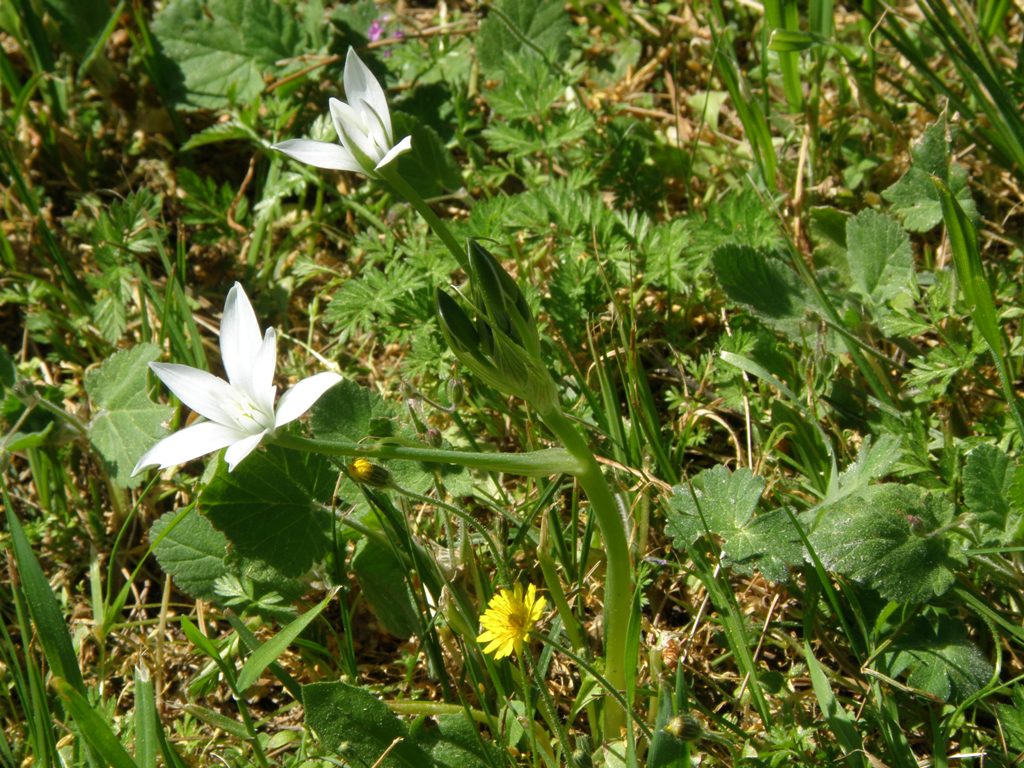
left=537, top=406, right=632, bottom=739
left=378, top=167, right=467, bottom=270
left=272, top=433, right=583, bottom=477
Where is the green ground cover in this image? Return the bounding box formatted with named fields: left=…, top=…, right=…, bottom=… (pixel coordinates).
left=2, top=0, right=1024, bottom=765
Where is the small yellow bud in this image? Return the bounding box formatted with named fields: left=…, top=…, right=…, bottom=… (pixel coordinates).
left=347, top=458, right=392, bottom=487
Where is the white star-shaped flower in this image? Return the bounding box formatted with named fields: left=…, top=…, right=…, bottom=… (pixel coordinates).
left=133, top=283, right=341, bottom=474
left=272, top=48, right=412, bottom=177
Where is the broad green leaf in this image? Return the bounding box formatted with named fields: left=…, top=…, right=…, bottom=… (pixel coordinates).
left=962, top=444, right=1013, bottom=528
left=807, top=485, right=961, bottom=603
left=712, top=244, right=809, bottom=336
left=392, top=114, right=463, bottom=198
left=884, top=615, right=993, bottom=702
left=996, top=686, right=1024, bottom=752
left=310, top=378, right=442, bottom=494
left=844, top=210, right=915, bottom=304
left=352, top=538, right=420, bottom=639
left=86, top=343, right=172, bottom=488
left=824, top=434, right=903, bottom=504
left=416, top=713, right=502, bottom=768
left=476, top=0, right=570, bottom=79
left=666, top=466, right=802, bottom=581
left=303, top=681, right=434, bottom=767
left=883, top=120, right=977, bottom=232
left=236, top=591, right=333, bottom=692
left=201, top=447, right=335, bottom=578
left=150, top=0, right=303, bottom=110
left=41, top=0, right=112, bottom=58
left=150, top=508, right=229, bottom=601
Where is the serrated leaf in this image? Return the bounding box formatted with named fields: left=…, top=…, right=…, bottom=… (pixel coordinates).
left=352, top=538, right=420, bottom=639
left=666, top=466, right=801, bottom=581
left=310, top=379, right=438, bottom=494
left=150, top=0, right=302, bottom=110
left=825, top=433, right=903, bottom=504
left=884, top=615, right=992, bottom=702
left=303, top=681, right=434, bottom=767
left=477, top=0, right=570, bottom=80
left=845, top=210, right=915, bottom=304
left=882, top=121, right=976, bottom=232
left=667, top=465, right=764, bottom=547
left=200, top=447, right=335, bottom=578
left=86, top=344, right=172, bottom=488
left=962, top=444, right=1013, bottom=528
left=808, top=485, right=960, bottom=603
left=150, top=509, right=228, bottom=601
left=996, top=686, right=1024, bottom=752
left=712, top=244, right=809, bottom=336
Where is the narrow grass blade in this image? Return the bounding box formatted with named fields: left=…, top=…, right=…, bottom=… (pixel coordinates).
left=236, top=591, right=334, bottom=692
left=710, top=28, right=778, bottom=188
left=133, top=666, right=157, bottom=768
left=763, top=0, right=803, bottom=111
left=4, top=494, right=87, bottom=695
left=803, top=641, right=865, bottom=768
left=934, top=177, right=1024, bottom=441
left=52, top=678, right=139, bottom=768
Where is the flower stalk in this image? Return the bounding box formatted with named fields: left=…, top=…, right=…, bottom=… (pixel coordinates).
left=271, top=432, right=584, bottom=477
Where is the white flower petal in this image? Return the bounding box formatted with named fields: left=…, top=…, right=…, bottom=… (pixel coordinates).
left=224, top=430, right=269, bottom=471
left=344, top=48, right=392, bottom=140
left=375, top=135, right=413, bottom=170
left=330, top=98, right=380, bottom=165
left=249, top=327, right=278, bottom=416
left=272, top=138, right=362, bottom=172
left=221, top=283, right=263, bottom=390
left=274, top=372, right=342, bottom=428
left=132, top=420, right=247, bottom=474
left=150, top=362, right=236, bottom=425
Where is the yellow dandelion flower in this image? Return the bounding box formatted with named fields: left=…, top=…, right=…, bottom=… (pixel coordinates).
left=476, top=583, right=546, bottom=659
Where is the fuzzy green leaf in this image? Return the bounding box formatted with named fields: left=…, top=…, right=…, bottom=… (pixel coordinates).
left=712, top=245, right=809, bottom=336
left=844, top=210, right=915, bottom=304
left=150, top=509, right=228, bottom=601
left=352, top=538, right=420, bottom=639
left=476, top=0, right=570, bottom=79
left=883, top=121, right=976, bottom=232
left=996, top=686, right=1024, bottom=752
left=963, top=444, right=1013, bottom=528
left=808, top=485, right=961, bottom=603
left=200, top=447, right=334, bottom=578
left=150, top=0, right=302, bottom=110
left=416, top=714, right=502, bottom=768
left=666, top=466, right=802, bottom=581
left=884, top=615, right=993, bottom=702
left=303, top=681, right=434, bottom=767
left=86, top=343, right=173, bottom=488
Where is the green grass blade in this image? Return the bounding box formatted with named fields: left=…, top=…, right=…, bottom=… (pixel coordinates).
left=763, top=0, right=803, bottom=111
left=236, top=591, right=334, bottom=692
left=133, top=666, right=157, bottom=768
left=52, top=678, right=139, bottom=768
left=934, top=177, right=1024, bottom=441
left=803, top=642, right=865, bottom=767
left=710, top=27, right=778, bottom=188
left=4, top=493, right=87, bottom=695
